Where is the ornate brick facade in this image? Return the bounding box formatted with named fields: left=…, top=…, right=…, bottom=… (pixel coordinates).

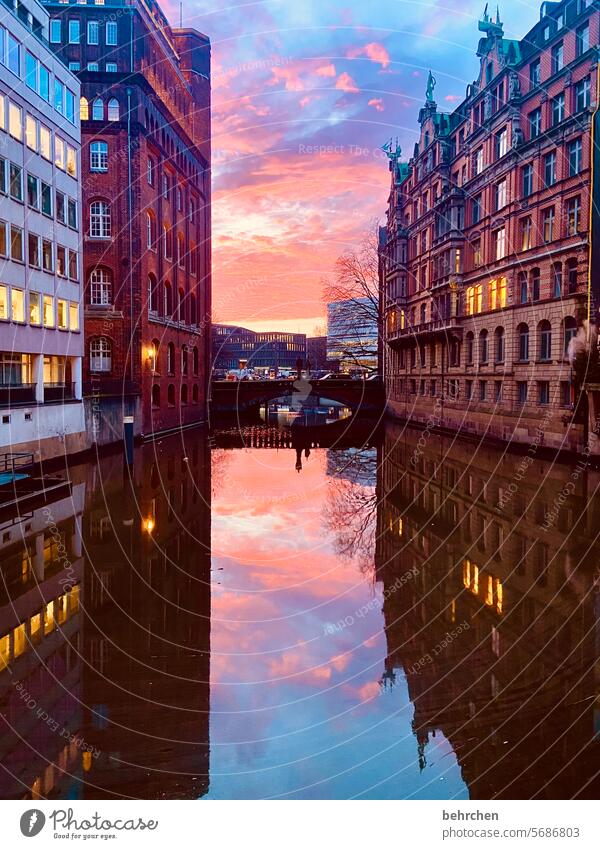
left=42, top=0, right=211, bottom=438
left=379, top=0, right=598, bottom=452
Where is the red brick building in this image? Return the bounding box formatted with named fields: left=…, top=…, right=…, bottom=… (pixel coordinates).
left=380, top=0, right=598, bottom=452
left=42, top=0, right=211, bottom=440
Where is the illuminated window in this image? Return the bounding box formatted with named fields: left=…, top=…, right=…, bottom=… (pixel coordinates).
left=466, top=284, right=482, bottom=315
left=489, top=276, right=506, bottom=310
left=0, top=634, right=10, bottom=670
left=44, top=601, right=55, bottom=635
left=13, top=623, right=26, bottom=657
left=29, top=292, right=41, bottom=325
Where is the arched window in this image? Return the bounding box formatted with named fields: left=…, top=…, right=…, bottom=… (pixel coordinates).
left=177, top=233, right=185, bottom=268
left=163, top=223, right=171, bottom=259
left=539, top=320, right=552, bottom=361
left=167, top=342, right=175, bottom=375
left=182, top=345, right=189, bottom=375
left=466, top=331, right=474, bottom=365
left=567, top=258, right=578, bottom=293
left=178, top=287, right=185, bottom=322
left=90, top=200, right=111, bottom=238
left=190, top=293, right=197, bottom=325
left=90, top=140, right=108, bottom=172
left=518, top=323, right=529, bottom=361
left=164, top=282, right=172, bottom=317
left=107, top=98, right=119, bottom=121
left=152, top=384, right=160, bottom=408
left=89, top=337, right=112, bottom=372
left=89, top=266, right=112, bottom=305
left=148, top=274, right=158, bottom=314
left=193, top=346, right=198, bottom=376
left=563, top=316, right=577, bottom=354
left=80, top=96, right=89, bottom=121
left=150, top=339, right=159, bottom=372
left=192, top=384, right=198, bottom=404
left=92, top=98, right=103, bottom=121
left=494, top=327, right=505, bottom=363
left=146, top=212, right=156, bottom=249
left=552, top=262, right=563, bottom=298
left=167, top=384, right=175, bottom=406
left=181, top=384, right=188, bottom=405
left=479, top=329, right=488, bottom=364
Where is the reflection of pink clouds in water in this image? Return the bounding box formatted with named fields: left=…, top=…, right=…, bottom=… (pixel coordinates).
left=206, top=447, right=466, bottom=799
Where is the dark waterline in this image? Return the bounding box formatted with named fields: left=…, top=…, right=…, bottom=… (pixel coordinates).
left=0, top=420, right=599, bottom=799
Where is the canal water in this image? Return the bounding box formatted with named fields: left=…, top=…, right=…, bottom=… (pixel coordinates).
left=1, top=419, right=599, bottom=799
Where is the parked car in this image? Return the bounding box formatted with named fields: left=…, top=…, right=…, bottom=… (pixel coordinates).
left=366, top=373, right=381, bottom=381
left=320, top=373, right=337, bottom=380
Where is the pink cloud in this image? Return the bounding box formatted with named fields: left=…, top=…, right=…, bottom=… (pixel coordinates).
left=347, top=41, right=391, bottom=69
left=445, top=94, right=461, bottom=103
left=336, top=72, right=360, bottom=93
left=315, top=63, right=336, bottom=77
left=368, top=98, right=385, bottom=112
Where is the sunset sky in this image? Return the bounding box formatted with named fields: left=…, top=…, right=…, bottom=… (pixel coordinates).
left=166, top=0, right=540, bottom=334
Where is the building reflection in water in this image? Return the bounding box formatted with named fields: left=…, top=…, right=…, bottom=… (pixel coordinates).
left=376, top=421, right=600, bottom=799
left=0, top=433, right=211, bottom=799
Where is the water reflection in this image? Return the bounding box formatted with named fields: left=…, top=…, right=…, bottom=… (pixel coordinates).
left=0, top=419, right=599, bottom=798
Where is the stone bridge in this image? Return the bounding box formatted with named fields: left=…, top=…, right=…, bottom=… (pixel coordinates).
left=210, top=378, right=385, bottom=416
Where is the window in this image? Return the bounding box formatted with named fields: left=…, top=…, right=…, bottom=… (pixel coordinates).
left=42, top=239, right=53, bottom=272
left=551, top=262, right=562, bottom=298
left=560, top=380, right=572, bottom=407
left=543, top=206, right=555, bottom=243
left=11, top=288, right=24, bottom=322
left=522, top=164, right=533, bottom=197
left=90, top=338, right=112, bottom=372
left=40, top=125, right=51, bottom=160
left=90, top=267, right=112, bottom=305
left=10, top=226, right=22, bottom=261
left=544, top=151, right=556, bottom=187
left=479, top=330, right=488, bottom=364
left=28, top=233, right=40, bottom=267
left=520, top=217, right=532, bottom=251
left=107, top=98, right=119, bottom=121
left=41, top=182, right=52, bottom=216
left=167, top=342, right=175, bottom=374
left=531, top=267, right=540, bottom=301
left=529, top=108, right=541, bottom=139
left=551, top=42, right=563, bottom=74
left=564, top=317, right=577, bottom=353
left=190, top=244, right=197, bottom=276
left=67, top=145, right=77, bottom=177
left=518, top=271, right=528, bottom=303
left=465, top=379, right=473, bottom=400
left=146, top=212, right=156, bottom=249
left=92, top=98, right=103, bottom=120
left=567, top=197, right=581, bottom=235
left=494, top=327, right=505, bottom=363
left=495, top=127, right=507, bottom=159
left=56, top=245, right=66, bottom=277
left=6, top=33, right=20, bottom=76
left=57, top=299, right=68, bottom=330
left=490, top=277, right=506, bottom=310
left=517, top=381, right=528, bottom=404
left=87, top=62, right=99, bottom=72
left=27, top=174, right=39, bottom=209
left=575, top=78, right=591, bottom=112
left=68, top=249, right=78, bottom=281
left=106, top=62, right=117, bottom=72
left=70, top=302, right=79, bottom=331
left=493, top=227, right=506, bottom=260
left=68, top=20, right=80, bottom=44
left=148, top=275, right=158, bottom=313
left=152, top=385, right=160, bottom=408
left=567, top=258, right=578, bottom=293
left=88, top=21, right=99, bottom=44
left=66, top=90, right=75, bottom=124
left=90, top=140, right=108, bottom=171
left=25, top=51, right=38, bottom=91
left=56, top=190, right=65, bottom=223
left=50, top=19, right=61, bottom=43
left=0, top=283, right=6, bottom=318
left=466, top=285, right=482, bottom=315
left=164, top=283, right=172, bottom=316
left=106, top=21, right=117, bottom=45
left=518, top=324, right=529, bottom=361
left=177, top=233, right=185, bottom=268
left=55, top=136, right=66, bottom=170
left=472, top=194, right=481, bottom=224
left=9, top=101, right=22, bottom=140
left=90, top=201, right=111, bottom=238
left=576, top=23, right=590, bottom=57
left=474, top=147, right=484, bottom=176
left=568, top=138, right=583, bottom=176
left=552, top=93, right=565, bottom=125
left=539, top=321, right=552, bottom=361
left=39, top=65, right=50, bottom=101
left=29, top=292, right=40, bottom=325
left=538, top=381, right=550, bottom=405
left=69, top=62, right=81, bottom=72
left=494, top=179, right=506, bottom=211
left=9, top=164, right=22, bottom=201
left=494, top=381, right=502, bottom=402
left=26, top=114, right=37, bottom=151
left=466, top=333, right=474, bottom=365
left=530, top=59, right=540, bottom=87
left=163, top=224, right=172, bottom=259
left=168, top=384, right=175, bottom=406
left=54, top=79, right=64, bottom=114
left=479, top=380, right=487, bottom=401
left=147, top=157, right=154, bottom=185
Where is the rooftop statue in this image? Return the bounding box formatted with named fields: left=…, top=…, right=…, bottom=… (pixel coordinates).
left=426, top=70, right=436, bottom=103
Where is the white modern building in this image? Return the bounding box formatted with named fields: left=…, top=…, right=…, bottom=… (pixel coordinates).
left=0, top=0, right=84, bottom=462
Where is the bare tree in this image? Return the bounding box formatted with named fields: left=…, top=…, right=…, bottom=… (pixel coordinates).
left=323, top=226, right=382, bottom=372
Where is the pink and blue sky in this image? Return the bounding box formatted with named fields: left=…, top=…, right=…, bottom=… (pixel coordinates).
left=168, top=0, right=541, bottom=334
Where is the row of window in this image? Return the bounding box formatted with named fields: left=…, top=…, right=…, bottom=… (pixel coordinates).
left=80, top=95, right=119, bottom=122
left=0, top=101, right=78, bottom=179
left=148, top=340, right=200, bottom=376
left=69, top=60, right=117, bottom=73
left=397, top=376, right=570, bottom=407
left=50, top=18, right=117, bottom=47
left=0, top=25, right=77, bottom=125
left=87, top=268, right=201, bottom=325
left=0, top=220, right=78, bottom=278
left=1, top=162, right=78, bottom=224
left=151, top=382, right=201, bottom=408
left=0, top=285, right=79, bottom=330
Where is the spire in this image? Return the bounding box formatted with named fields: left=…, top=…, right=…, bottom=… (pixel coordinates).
left=496, top=4, right=501, bottom=24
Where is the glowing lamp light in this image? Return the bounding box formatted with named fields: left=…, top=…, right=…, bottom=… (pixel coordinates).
left=143, top=517, right=155, bottom=534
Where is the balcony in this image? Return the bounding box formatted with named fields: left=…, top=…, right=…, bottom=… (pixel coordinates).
left=0, top=384, right=36, bottom=406
left=387, top=317, right=463, bottom=343
left=44, top=383, right=76, bottom=403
